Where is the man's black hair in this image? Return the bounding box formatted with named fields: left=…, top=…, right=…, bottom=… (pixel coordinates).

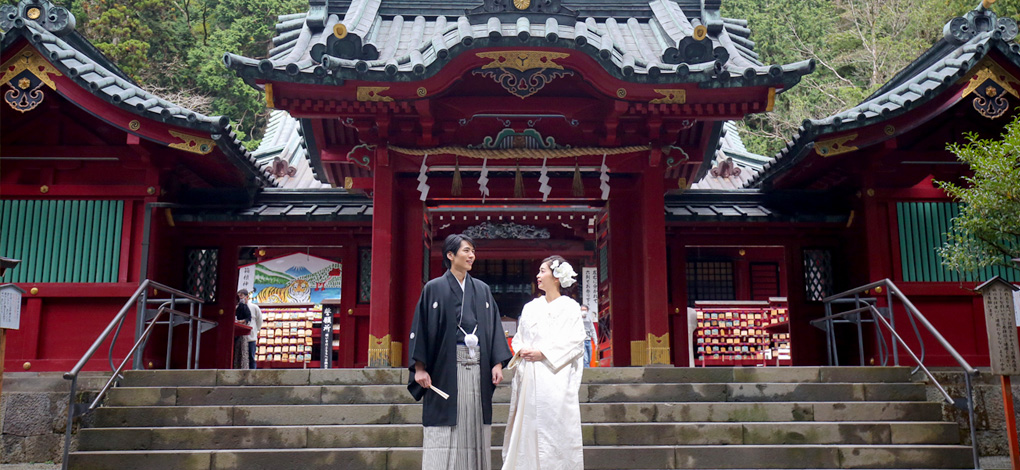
left=443, top=233, right=475, bottom=270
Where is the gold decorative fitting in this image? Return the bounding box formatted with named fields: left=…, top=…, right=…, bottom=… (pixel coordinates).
left=129, top=120, right=141, bottom=131
left=147, top=361, right=154, bottom=369
left=23, top=362, right=31, bottom=371
left=218, top=309, right=224, bottom=315
left=514, top=0, right=530, bottom=9
left=875, top=286, right=883, bottom=293
left=677, top=177, right=687, bottom=189
left=333, top=23, right=348, bottom=39
left=814, top=133, right=858, bottom=157
left=368, top=333, right=393, bottom=367
left=866, top=189, right=875, bottom=197
left=986, top=86, right=998, bottom=97
left=647, top=332, right=670, bottom=365
left=39, top=185, right=48, bottom=193
left=766, top=88, right=776, bottom=112
left=738, top=249, right=746, bottom=256
left=416, top=87, right=427, bottom=97
left=884, top=125, right=895, bottom=135
left=476, top=51, right=569, bottom=72
left=147, top=186, right=156, bottom=195
left=344, top=177, right=354, bottom=189
left=347, top=309, right=354, bottom=316
left=650, top=89, right=685, bottom=104
left=168, top=130, right=215, bottom=154
left=960, top=61, right=1020, bottom=119
left=616, top=88, right=627, bottom=98
left=26, top=7, right=40, bottom=19
left=265, top=83, right=275, bottom=109
left=357, top=86, right=394, bottom=102
left=693, top=25, right=707, bottom=41
left=258, top=249, right=266, bottom=257
left=30, top=287, right=38, bottom=295
left=17, top=78, right=31, bottom=89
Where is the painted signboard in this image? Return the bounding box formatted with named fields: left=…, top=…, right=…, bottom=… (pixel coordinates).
left=238, top=253, right=342, bottom=305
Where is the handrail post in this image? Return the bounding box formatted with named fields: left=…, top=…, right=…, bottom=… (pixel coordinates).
left=132, top=286, right=148, bottom=370
left=885, top=285, right=898, bottom=366
left=965, top=372, right=980, bottom=470
left=60, top=375, right=77, bottom=470
left=854, top=294, right=865, bottom=366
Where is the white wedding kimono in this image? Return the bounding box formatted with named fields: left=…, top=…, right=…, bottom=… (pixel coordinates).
left=501, top=295, right=586, bottom=470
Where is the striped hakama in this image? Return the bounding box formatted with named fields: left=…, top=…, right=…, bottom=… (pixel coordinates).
left=422, top=345, right=492, bottom=470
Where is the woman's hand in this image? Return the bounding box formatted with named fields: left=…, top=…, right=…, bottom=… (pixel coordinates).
left=520, top=349, right=545, bottom=362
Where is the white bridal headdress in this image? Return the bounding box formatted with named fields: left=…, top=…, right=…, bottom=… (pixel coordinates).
left=549, top=260, right=578, bottom=288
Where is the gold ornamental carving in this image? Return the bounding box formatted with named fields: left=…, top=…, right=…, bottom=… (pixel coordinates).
left=960, top=61, right=1020, bottom=100
left=357, top=86, right=394, bottom=102
left=476, top=51, right=569, bottom=72
left=513, top=0, right=530, bottom=9
left=333, top=23, right=348, bottom=39
left=168, top=130, right=216, bottom=154
left=0, top=46, right=61, bottom=91
left=959, top=60, right=1020, bottom=119
left=650, top=89, right=686, bottom=104
left=814, top=133, right=858, bottom=157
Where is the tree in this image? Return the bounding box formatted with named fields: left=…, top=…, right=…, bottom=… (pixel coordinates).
left=936, top=114, right=1020, bottom=273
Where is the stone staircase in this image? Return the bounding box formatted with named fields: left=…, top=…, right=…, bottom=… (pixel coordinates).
left=68, top=367, right=973, bottom=469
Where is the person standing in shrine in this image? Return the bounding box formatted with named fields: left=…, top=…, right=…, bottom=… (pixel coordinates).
left=238, top=289, right=263, bottom=369
left=501, top=255, right=585, bottom=470
left=408, top=233, right=513, bottom=470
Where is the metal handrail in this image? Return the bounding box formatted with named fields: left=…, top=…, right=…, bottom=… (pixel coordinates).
left=817, top=278, right=980, bottom=469
left=60, top=280, right=212, bottom=470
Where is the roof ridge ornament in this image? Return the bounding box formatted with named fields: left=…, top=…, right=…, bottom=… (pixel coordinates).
left=467, top=0, right=577, bottom=23
left=943, top=0, right=1017, bottom=44
left=0, top=0, right=76, bottom=36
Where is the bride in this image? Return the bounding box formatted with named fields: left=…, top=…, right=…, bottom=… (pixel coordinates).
left=501, top=255, right=585, bottom=470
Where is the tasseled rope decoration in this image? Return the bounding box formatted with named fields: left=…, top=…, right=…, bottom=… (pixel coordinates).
left=451, top=156, right=463, bottom=196
left=514, top=160, right=524, bottom=198
left=572, top=158, right=584, bottom=197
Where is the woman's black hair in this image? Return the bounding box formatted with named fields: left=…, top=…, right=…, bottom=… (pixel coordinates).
left=443, top=233, right=475, bottom=270
left=540, top=255, right=576, bottom=295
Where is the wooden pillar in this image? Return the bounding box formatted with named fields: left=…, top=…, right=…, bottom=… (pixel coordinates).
left=639, top=161, right=671, bottom=365
left=607, top=181, right=637, bottom=367
left=368, top=146, right=396, bottom=367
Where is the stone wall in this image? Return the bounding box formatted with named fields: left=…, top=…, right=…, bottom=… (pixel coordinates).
left=1, top=372, right=108, bottom=464
left=923, top=370, right=1019, bottom=458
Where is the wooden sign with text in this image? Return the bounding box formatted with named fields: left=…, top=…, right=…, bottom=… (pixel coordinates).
left=976, top=277, right=1020, bottom=376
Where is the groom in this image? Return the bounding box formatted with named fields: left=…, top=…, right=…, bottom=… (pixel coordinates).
left=407, top=233, right=513, bottom=470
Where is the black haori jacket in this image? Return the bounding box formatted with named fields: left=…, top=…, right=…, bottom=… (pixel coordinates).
left=407, top=271, right=513, bottom=426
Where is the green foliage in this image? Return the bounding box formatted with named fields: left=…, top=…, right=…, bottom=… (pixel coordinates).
left=71, top=0, right=304, bottom=145
left=936, top=114, right=1020, bottom=273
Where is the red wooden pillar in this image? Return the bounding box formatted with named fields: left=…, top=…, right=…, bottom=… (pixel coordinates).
left=639, top=159, right=671, bottom=365
left=607, top=180, right=638, bottom=367
left=368, top=146, right=397, bottom=367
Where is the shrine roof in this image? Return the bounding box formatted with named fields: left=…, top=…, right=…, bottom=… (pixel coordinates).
left=0, top=0, right=275, bottom=187
left=174, top=189, right=373, bottom=222
left=691, top=121, right=769, bottom=190
left=224, top=0, right=813, bottom=86
left=665, top=190, right=849, bottom=223
left=253, top=111, right=331, bottom=189
left=746, top=5, right=1020, bottom=189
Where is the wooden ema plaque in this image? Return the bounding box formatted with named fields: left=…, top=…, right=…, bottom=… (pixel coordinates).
left=976, top=277, right=1020, bottom=376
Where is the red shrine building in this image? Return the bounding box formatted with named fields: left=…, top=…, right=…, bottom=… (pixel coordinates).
left=2, top=0, right=1019, bottom=371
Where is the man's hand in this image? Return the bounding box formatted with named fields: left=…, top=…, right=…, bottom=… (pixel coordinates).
left=492, top=363, right=503, bottom=385
left=520, top=349, right=545, bottom=362
left=414, top=362, right=432, bottom=389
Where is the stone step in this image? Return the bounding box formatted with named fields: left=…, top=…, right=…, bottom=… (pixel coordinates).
left=91, top=401, right=943, bottom=427
left=77, top=421, right=959, bottom=451
left=104, top=382, right=927, bottom=406
left=119, top=366, right=913, bottom=388
left=67, top=445, right=975, bottom=470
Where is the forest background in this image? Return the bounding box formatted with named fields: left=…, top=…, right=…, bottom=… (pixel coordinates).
left=11, top=0, right=1019, bottom=153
